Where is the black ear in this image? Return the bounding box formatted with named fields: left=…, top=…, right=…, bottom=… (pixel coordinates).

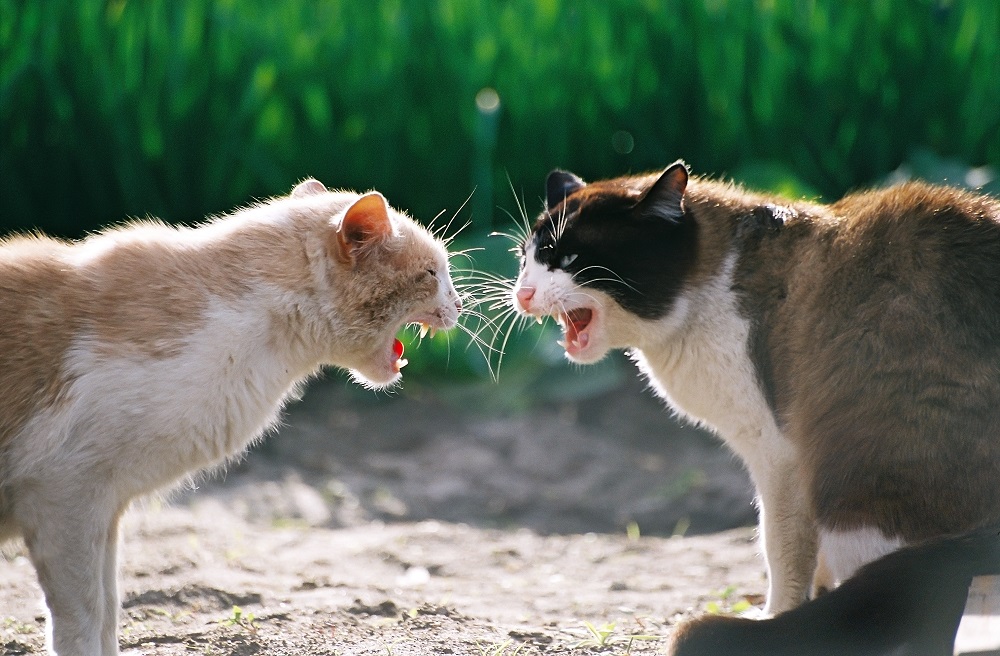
left=638, top=160, right=688, bottom=221
left=546, top=170, right=586, bottom=211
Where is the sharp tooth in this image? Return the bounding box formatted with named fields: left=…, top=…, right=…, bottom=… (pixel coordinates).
left=429, top=327, right=437, bottom=338
left=419, top=323, right=429, bottom=338
left=397, top=358, right=409, bottom=369
left=556, top=340, right=567, bottom=349
left=536, top=316, right=544, bottom=325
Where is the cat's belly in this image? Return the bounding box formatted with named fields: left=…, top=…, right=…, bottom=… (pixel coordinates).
left=819, top=526, right=904, bottom=585
left=15, top=312, right=310, bottom=498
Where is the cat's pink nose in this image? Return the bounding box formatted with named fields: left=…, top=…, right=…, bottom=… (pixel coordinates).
left=515, top=286, right=535, bottom=312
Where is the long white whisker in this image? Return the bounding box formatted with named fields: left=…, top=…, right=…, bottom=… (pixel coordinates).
left=436, top=188, right=476, bottom=242
left=488, top=229, right=527, bottom=246
left=426, top=207, right=449, bottom=232
left=442, top=219, right=472, bottom=247
left=493, top=309, right=527, bottom=379
left=569, top=290, right=607, bottom=311
left=505, top=172, right=534, bottom=244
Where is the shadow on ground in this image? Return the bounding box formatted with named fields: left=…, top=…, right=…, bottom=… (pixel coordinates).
left=191, top=366, right=756, bottom=538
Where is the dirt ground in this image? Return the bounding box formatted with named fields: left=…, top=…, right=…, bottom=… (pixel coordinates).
left=1, top=369, right=770, bottom=655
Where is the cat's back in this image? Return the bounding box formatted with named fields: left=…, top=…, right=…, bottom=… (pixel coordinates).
left=0, top=235, right=82, bottom=446
left=829, top=181, right=1000, bottom=265
left=0, top=223, right=224, bottom=445
left=0, top=235, right=80, bottom=346
left=804, top=181, right=1000, bottom=338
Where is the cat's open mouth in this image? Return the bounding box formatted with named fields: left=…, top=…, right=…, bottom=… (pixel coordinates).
left=556, top=307, right=594, bottom=356
left=391, top=338, right=407, bottom=373
left=390, top=322, right=440, bottom=373
left=390, top=321, right=446, bottom=375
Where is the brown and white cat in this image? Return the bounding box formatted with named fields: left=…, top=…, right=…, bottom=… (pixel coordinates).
left=511, top=161, right=1000, bottom=615
left=0, top=179, right=461, bottom=656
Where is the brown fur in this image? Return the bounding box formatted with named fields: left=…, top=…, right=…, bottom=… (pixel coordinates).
left=1, top=238, right=78, bottom=448
left=729, top=181, right=1000, bottom=540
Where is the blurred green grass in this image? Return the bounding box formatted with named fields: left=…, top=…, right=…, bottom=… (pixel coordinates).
left=2, top=0, right=998, bottom=399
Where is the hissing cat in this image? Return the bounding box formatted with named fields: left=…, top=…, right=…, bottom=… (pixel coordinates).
left=511, top=161, right=1000, bottom=614
left=0, top=179, right=461, bottom=656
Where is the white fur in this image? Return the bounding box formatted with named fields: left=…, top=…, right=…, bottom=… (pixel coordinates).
left=5, top=300, right=321, bottom=656
left=632, top=253, right=817, bottom=614
left=819, top=526, right=904, bottom=587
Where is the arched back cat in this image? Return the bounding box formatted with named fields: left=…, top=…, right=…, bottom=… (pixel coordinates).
left=512, top=161, right=1000, bottom=614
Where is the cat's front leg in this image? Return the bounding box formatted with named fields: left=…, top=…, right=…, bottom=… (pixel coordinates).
left=753, top=457, right=818, bottom=615
left=100, top=514, right=124, bottom=655
left=20, top=485, right=121, bottom=656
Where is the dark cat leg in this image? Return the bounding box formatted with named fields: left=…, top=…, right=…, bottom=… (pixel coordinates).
left=667, top=525, right=1000, bottom=656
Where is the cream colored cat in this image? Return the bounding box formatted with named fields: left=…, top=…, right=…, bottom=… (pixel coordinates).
left=0, top=179, right=461, bottom=656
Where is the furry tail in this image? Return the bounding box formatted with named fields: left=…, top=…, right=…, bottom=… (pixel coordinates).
left=667, top=523, right=1000, bottom=656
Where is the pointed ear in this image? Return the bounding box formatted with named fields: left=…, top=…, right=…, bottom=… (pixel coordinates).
left=291, top=178, right=326, bottom=198
left=546, top=170, right=586, bottom=211
left=333, top=193, right=393, bottom=265
left=638, top=160, right=688, bottom=221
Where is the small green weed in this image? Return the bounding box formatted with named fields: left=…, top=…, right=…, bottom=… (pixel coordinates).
left=2, top=616, right=37, bottom=635
left=476, top=638, right=526, bottom=656
left=704, top=585, right=754, bottom=615
left=574, top=621, right=658, bottom=649
left=219, top=605, right=257, bottom=632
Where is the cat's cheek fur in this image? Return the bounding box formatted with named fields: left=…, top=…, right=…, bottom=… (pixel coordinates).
left=348, top=274, right=461, bottom=388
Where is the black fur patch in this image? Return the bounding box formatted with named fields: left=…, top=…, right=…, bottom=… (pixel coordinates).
left=529, top=183, right=699, bottom=320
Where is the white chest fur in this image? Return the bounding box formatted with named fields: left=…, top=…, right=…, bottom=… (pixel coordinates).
left=631, top=253, right=788, bottom=470
left=630, top=252, right=818, bottom=613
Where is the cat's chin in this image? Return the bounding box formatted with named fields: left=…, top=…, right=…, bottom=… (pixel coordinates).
left=562, top=341, right=609, bottom=364
left=349, top=369, right=402, bottom=390
left=348, top=337, right=409, bottom=389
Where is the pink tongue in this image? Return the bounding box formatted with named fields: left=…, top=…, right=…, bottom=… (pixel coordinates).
left=393, top=338, right=404, bottom=359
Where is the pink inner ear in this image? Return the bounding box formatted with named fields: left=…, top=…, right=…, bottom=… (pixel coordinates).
left=339, top=193, right=393, bottom=254
left=291, top=179, right=326, bottom=198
